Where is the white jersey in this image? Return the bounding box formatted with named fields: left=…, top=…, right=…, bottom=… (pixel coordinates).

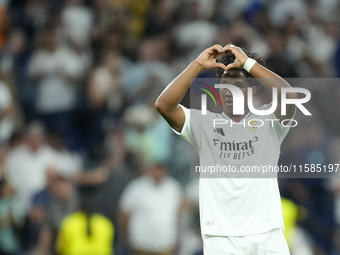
left=172, top=104, right=292, bottom=236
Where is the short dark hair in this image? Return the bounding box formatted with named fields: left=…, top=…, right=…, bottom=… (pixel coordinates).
left=216, top=48, right=265, bottom=86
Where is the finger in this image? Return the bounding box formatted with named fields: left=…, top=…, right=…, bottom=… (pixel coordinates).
left=206, top=45, right=221, bottom=55
left=215, top=44, right=224, bottom=50
left=212, top=44, right=223, bottom=52
left=222, top=44, right=238, bottom=54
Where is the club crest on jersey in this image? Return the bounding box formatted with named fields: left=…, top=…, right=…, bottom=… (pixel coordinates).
left=205, top=221, right=214, bottom=226
left=249, top=120, right=259, bottom=133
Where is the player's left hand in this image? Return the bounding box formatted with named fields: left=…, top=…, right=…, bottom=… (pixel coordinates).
left=221, top=44, right=249, bottom=70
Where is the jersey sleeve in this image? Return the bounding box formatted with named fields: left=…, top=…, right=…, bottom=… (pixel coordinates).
left=270, top=105, right=296, bottom=143
left=170, top=104, right=201, bottom=151
left=272, top=118, right=294, bottom=143
left=257, top=103, right=295, bottom=144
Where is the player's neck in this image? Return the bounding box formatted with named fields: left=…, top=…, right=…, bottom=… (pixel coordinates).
left=224, top=108, right=250, bottom=123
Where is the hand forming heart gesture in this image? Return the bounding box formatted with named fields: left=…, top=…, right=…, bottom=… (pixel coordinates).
left=195, top=44, right=249, bottom=71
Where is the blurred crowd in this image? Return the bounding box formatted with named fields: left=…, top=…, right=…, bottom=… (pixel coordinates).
left=0, top=0, right=340, bottom=254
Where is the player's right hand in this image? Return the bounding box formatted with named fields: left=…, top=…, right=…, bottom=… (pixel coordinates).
left=195, top=44, right=228, bottom=71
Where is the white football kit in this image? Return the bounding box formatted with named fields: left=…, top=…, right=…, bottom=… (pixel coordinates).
left=172, top=104, right=292, bottom=255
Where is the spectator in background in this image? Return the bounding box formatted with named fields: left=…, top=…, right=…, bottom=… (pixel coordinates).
left=28, top=26, right=86, bottom=141
left=0, top=130, right=24, bottom=180
left=284, top=16, right=309, bottom=63
left=61, top=0, right=93, bottom=46
left=123, top=37, right=174, bottom=101
left=279, top=119, right=335, bottom=251
left=124, top=102, right=173, bottom=165
left=93, top=0, right=148, bottom=56
left=179, top=178, right=202, bottom=255
left=280, top=196, right=313, bottom=255
left=47, top=133, right=83, bottom=178
left=23, top=0, right=50, bottom=33
left=268, top=0, right=308, bottom=29
left=37, top=174, right=79, bottom=255
left=92, top=0, right=116, bottom=54
left=0, top=29, right=32, bottom=121
left=89, top=50, right=123, bottom=118
left=93, top=129, right=137, bottom=250
left=173, top=1, right=217, bottom=64
left=144, top=0, right=174, bottom=36
left=281, top=197, right=299, bottom=249
left=27, top=156, right=110, bottom=252
left=303, top=2, right=338, bottom=77
left=26, top=167, right=59, bottom=251
left=87, top=50, right=124, bottom=149
left=111, top=0, right=151, bottom=39
left=56, top=197, right=114, bottom=255
left=119, top=163, right=182, bottom=255
left=5, top=122, right=58, bottom=213
left=306, top=17, right=338, bottom=77
left=102, top=28, right=128, bottom=55
left=265, top=29, right=298, bottom=78
left=64, top=31, right=93, bottom=89
left=0, top=178, right=23, bottom=255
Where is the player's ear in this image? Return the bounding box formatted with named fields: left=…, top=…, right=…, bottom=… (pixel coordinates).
left=252, top=86, right=257, bottom=95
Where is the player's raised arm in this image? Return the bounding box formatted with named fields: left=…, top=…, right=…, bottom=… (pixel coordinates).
left=222, top=44, right=298, bottom=121
left=155, top=44, right=227, bottom=132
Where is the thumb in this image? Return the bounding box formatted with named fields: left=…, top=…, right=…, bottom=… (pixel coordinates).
left=226, top=63, right=237, bottom=70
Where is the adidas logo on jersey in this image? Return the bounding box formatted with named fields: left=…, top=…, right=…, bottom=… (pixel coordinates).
left=214, top=128, right=225, bottom=136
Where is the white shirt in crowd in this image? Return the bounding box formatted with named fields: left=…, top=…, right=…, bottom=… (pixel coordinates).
left=5, top=145, right=58, bottom=212
left=120, top=175, right=182, bottom=252
left=5, top=144, right=82, bottom=212
left=28, top=47, right=89, bottom=113
left=173, top=104, right=293, bottom=236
